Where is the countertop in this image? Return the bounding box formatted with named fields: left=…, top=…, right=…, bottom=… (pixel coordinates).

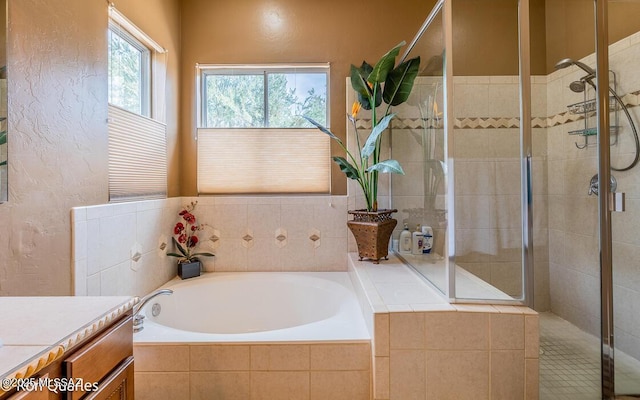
left=0, top=296, right=136, bottom=383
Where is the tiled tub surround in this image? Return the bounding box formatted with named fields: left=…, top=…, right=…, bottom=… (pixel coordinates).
left=134, top=342, right=371, bottom=400
left=348, top=254, right=539, bottom=400
left=133, top=272, right=371, bottom=400
left=71, top=195, right=349, bottom=297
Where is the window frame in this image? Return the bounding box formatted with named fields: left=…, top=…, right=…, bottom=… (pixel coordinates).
left=108, top=22, right=152, bottom=117
left=197, top=64, right=330, bottom=129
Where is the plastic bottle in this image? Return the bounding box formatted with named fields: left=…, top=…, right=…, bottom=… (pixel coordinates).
left=421, top=226, right=433, bottom=254
left=399, top=224, right=412, bottom=254
left=411, top=224, right=423, bottom=255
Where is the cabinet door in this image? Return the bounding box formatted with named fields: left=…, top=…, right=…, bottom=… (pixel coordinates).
left=63, top=316, right=132, bottom=400
left=83, top=356, right=134, bottom=400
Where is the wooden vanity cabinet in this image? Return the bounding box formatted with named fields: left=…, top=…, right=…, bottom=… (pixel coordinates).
left=3, top=313, right=134, bottom=400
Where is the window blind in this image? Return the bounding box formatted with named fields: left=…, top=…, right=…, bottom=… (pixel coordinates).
left=197, top=128, right=330, bottom=194
left=108, top=105, right=167, bottom=201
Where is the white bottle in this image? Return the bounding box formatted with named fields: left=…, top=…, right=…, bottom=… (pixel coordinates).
left=421, top=226, right=433, bottom=254
left=411, top=224, right=423, bottom=255
left=399, top=224, right=412, bottom=254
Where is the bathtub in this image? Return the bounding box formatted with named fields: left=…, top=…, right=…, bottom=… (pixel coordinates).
left=133, top=271, right=370, bottom=343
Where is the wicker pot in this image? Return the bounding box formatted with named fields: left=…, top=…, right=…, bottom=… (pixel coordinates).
left=347, top=209, right=398, bottom=264
left=178, top=259, right=201, bottom=279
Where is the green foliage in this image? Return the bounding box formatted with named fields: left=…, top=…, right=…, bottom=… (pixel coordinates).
left=306, top=42, right=420, bottom=211
left=205, top=73, right=327, bottom=128
left=108, top=29, right=146, bottom=115
left=383, top=57, right=421, bottom=106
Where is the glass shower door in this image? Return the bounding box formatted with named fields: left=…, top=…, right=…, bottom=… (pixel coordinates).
left=607, top=2, right=640, bottom=397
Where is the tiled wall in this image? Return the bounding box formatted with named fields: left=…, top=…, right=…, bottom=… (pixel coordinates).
left=133, top=343, right=370, bottom=400
left=71, top=198, right=183, bottom=297
left=374, top=75, right=550, bottom=309
left=449, top=76, right=550, bottom=309
left=72, top=195, right=349, bottom=296
left=547, top=32, right=640, bottom=360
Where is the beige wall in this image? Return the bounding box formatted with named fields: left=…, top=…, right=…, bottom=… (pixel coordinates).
left=0, top=0, right=180, bottom=296
left=179, top=0, right=436, bottom=196
left=544, top=0, right=640, bottom=74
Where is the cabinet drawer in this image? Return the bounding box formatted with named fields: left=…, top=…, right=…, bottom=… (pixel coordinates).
left=63, top=316, right=132, bottom=400
left=84, top=357, right=134, bottom=400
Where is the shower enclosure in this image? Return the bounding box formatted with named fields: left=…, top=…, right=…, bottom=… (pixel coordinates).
left=387, top=0, right=640, bottom=398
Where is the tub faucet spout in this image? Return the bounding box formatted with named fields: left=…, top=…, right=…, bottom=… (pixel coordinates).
left=133, top=289, right=173, bottom=333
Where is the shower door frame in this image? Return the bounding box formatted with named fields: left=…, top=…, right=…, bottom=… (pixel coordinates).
left=594, top=0, right=615, bottom=398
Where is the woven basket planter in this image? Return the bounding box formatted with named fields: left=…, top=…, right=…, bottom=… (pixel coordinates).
left=347, top=209, right=397, bottom=264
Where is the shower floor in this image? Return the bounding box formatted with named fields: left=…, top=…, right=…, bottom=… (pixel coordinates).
left=540, top=312, right=640, bottom=400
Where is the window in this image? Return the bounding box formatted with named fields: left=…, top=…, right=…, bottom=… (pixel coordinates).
left=107, top=6, right=168, bottom=202
left=108, top=24, right=151, bottom=117
left=197, top=64, right=331, bottom=194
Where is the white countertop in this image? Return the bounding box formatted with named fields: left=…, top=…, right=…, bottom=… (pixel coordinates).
left=0, top=296, right=134, bottom=381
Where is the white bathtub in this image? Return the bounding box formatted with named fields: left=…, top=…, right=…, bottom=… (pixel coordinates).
left=134, top=272, right=370, bottom=343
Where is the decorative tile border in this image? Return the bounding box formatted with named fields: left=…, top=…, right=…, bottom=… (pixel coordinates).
left=355, top=90, right=640, bottom=131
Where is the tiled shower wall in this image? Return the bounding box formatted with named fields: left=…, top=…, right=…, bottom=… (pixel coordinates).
left=72, top=195, right=349, bottom=296
left=547, top=32, right=640, bottom=360
left=449, top=75, right=550, bottom=310
left=387, top=76, right=551, bottom=310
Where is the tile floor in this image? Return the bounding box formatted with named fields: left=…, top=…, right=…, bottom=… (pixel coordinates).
left=540, top=312, right=640, bottom=400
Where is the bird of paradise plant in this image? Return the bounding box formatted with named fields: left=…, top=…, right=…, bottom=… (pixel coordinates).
left=305, top=41, right=420, bottom=211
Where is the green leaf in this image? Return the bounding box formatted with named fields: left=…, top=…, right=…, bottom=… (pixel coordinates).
left=192, top=252, right=215, bottom=257
left=383, top=56, right=421, bottom=106
left=332, top=156, right=360, bottom=180
left=350, top=63, right=369, bottom=97
left=172, top=237, right=188, bottom=257
left=166, top=252, right=184, bottom=258
left=367, top=41, right=405, bottom=84
left=361, top=113, right=395, bottom=158
left=303, top=116, right=341, bottom=142
left=0, top=130, right=6, bottom=146
left=367, top=159, right=405, bottom=174
left=351, top=62, right=381, bottom=110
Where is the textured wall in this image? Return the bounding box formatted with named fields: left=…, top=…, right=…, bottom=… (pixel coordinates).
left=0, top=0, right=108, bottom=295
left=0, top=0, right=180, bottom=296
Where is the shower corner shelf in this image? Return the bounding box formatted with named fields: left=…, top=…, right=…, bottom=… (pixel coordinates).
left=568, top=126, right=620, bottom=136
left=564, top=70, right=620, bottom=149
left=567, top=97, right=618, bottom=115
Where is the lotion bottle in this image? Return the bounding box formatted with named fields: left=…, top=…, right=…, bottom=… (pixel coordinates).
left=399, top=224, right=412, bottom=254
left=411, top=224, right=424, bottom=255
left=421, top=226, right=433, bottom=254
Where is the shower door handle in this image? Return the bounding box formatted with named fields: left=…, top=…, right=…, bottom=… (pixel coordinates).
left=610, top=192, right=626, bottom=212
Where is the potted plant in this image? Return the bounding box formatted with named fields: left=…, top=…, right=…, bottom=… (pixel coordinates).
left=167, top=201, right=215, bottom=279
left=306, top=41, right=420, bottom=263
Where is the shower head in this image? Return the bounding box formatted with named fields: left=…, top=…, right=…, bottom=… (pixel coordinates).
left=569, top=80, right=585, bottom=93
left=554, top=58, right=596, bottom=77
